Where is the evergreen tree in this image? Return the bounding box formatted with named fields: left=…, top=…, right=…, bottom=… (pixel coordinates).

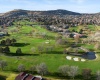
left=16, top=48, right=22, bottom=54
left=3, top=46, right=10, bottom=53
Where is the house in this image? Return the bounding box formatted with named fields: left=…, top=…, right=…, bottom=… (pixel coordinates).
left=15, top=72, right=45, bottom=80
left=0, top=32, right=5, bottom=37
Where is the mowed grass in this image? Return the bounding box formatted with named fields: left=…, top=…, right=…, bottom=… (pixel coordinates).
left=1, top=20, right=100, bottom=79
left=1, top=53, right=100, bottom=73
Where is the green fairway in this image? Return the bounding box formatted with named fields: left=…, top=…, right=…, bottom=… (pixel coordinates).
left=0, top=20, right=100, bottom=80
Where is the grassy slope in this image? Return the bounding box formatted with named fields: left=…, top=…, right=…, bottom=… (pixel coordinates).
left=0, top=21, right=100, bottom=79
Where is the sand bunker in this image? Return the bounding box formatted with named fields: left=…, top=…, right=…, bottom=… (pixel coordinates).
left=73, top=57, right=79, bottom=61
left=66, top=56, right=72, bottom=60
left=66, top=56, right=86, bottom=62
left=81, top=59, right=86, bottom=62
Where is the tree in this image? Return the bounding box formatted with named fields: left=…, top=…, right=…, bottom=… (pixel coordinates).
left=56, top=39, right=66, bottom=45
left=1, top=40, right=6, bottom=46
left=11, top=38, right=16, bottom=45
left=41, top=32, right=47, bottom=39
left=45, top=46, right=53, bottom=53
left=3, top=46, right=10, bottom=53
left=94, top=43, right=100, bottom=50
left=82, top=68, right=92, bottom=80
left=96, top=70, right=100, bottom=80
left=5, top=38, right=11, bottom=46
left=16, top=48, right=22, bottom=54
left=37, top=45, right=44, bottom=54
left=17, top=64, right=25, bottom=72
left=74, top=48, right=78, bottom=54
left=5, top=32, right=10, bottom=36
left=31, top=47, right=36, bottom=53
left=55, top=35, right=62, bottom=41
left=0, top=60, right=7, bottom=70
left=68, top=66, right=79, bottom=80
left=36, top=63, right=48, bottom=76
left=66, top=47, right=73, bottom=54
left=30, top=65, right=36, bottom=74
left=63, top=49, right=67, bottom=54
left=58, top=65, right=69, bottom=76
left=79, top=29, right=83, bottom=34
left=0, top=47, right=3, bottom=53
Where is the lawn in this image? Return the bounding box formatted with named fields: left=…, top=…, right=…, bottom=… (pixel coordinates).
left=0, top=20, right=100, bottom=80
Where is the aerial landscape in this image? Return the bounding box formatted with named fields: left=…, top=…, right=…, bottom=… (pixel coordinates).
left=0, top=0, right=100, bottom=80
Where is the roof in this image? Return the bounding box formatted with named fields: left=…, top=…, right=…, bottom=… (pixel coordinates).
left=15, top=72, right=43, bottom=80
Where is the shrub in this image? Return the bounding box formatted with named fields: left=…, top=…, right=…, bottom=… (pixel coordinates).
left=36, top=63, right=48, bottom=76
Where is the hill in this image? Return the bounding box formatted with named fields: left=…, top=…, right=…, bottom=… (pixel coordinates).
left=0, top=13, right=4, bottom=16
left=1, top=9, right=29, bottom=17
left=41, top=9, right=81, bottom=15
left=1, top=9, right=81, bottom=17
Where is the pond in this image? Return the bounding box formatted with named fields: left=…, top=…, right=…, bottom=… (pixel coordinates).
left=82, top=52, right=96, bottom=60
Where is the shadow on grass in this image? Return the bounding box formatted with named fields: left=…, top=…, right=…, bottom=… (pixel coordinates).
left=0, top=75, right=6, bottom=80
left=96, top=52, right=100, bottom=53
left=46, top=72, right=95, bottom=80
left=45, top=51, right=63, bottom=54
left=48, top=72, right=70, bottom=79
left=4, top=52, right=39, bottom=56
left=12, top=43, right=30, bottom=47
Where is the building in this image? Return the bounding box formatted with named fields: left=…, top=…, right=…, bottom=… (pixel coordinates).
left=0, top=32, right=5, bottom=37
left=15, top=72, right=45, bottom=80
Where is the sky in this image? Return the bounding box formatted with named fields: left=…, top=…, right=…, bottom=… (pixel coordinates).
left=0, top=0, right=100, bottom=13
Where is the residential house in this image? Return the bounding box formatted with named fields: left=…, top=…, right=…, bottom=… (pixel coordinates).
left=15, top=72, right=45, bottom=80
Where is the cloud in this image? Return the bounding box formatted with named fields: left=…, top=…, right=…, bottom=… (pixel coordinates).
left=0, top=0, right=99, bottom=13
left=70, top=0, right=86, bottom=4
left=0, top=0, right=38, bottom=12
left=43, top=0, right=61, bottom=4
left=0, top=0, right=36, bottom=5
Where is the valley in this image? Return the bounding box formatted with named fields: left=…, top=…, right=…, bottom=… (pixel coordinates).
left=0, top=9, right=100, bottom=80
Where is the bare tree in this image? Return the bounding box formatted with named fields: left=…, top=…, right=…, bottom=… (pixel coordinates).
left=55, top=35, right=62, bottom=41
left=68, top=66, right=79, bottom=80
left=41, top=32, right=47, bottom=39
left=17, top=64, right=25, bottom=72
left=37, top=45, right=44, bottom=54
left=56, top=39, right=66, bottom=45
left=0, top=60, right=7, bottom=70
left=58, top=65, right=69, bottom=76
left=45, top=46, right=54, bottom=53
left=94, top=43, right=100, bottom=50
left=31, top=47, right=36, bottom=53
left=30, top=65, right=36, bottom=74
left=0, top=47, right=3, bottom=53
left=63, top=49, right=67, bottom=54
left=36, top=63, right=48, bottom=76
left=82, top=68, right=92, bottom=80
left=96, top=70, right=100, bottom=80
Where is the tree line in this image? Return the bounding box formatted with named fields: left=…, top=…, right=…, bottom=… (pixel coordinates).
left=0, top=61, right=100, bottom=80
left=0, top=38, right=22, bottom=54
left=0, top=13, right=100, bottom=29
